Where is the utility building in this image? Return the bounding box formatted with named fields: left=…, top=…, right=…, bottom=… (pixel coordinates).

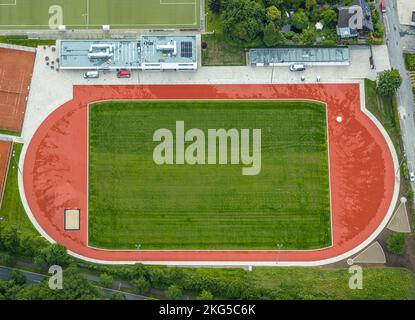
left=59, top=35, right=197, bottom=71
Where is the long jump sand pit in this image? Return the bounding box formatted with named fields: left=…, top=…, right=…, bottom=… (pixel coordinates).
left=0, top=47, right=35, bottom=133
left=21, top=84, right=398, bottom=266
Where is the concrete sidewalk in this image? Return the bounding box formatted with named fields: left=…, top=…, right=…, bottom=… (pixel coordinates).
left=21, top=45, right=377, bottom=143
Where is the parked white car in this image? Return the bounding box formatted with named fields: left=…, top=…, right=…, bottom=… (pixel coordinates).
left=289, top=64, right=306, bottom=72
left=83, top=70, right=99, bottom=79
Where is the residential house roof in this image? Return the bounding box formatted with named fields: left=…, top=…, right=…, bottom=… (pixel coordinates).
left=337, top=0, right=374, bottom=38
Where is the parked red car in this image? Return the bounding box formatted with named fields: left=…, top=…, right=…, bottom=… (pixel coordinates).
left=117, top=69, right=131, bottom=78
left=380, top=0, right=387, bottom=13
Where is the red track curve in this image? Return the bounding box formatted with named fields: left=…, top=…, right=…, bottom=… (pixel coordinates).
left=22, top=84, right=396, bottom=264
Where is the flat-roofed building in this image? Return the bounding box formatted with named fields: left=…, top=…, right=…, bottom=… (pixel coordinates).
left=249, top=47, right=350, bottom=67
left=59, top=35, right=197, bottom=71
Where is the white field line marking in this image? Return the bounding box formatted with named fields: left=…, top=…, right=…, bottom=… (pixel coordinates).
left=0, top=0, right=16, bottom=6
left=85, top=98, right=334, bottom=253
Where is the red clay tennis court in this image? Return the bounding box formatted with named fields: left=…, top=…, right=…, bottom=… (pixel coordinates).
left=22, top=84, right=397, bottom=265
left=0, top=47, right=35, bottom=133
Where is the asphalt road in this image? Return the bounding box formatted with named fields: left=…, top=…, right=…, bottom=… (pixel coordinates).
left=0, top=266, right=149, bottom=300
left=383, top=0, right=415, bottom=188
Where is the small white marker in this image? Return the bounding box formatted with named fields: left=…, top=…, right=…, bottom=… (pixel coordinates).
left=336, top=116, right=343, bottom=123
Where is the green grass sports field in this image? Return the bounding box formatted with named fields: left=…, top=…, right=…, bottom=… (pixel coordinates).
left=88, top=101, right=331, bottom=250
left=0, top=0, right=200, bottom=29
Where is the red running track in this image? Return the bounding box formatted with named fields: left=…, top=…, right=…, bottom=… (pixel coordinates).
left=22, top=84, right=396, bottom=264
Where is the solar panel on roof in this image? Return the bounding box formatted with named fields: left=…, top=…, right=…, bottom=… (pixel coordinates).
left=181, top=41, right=193, bottom=58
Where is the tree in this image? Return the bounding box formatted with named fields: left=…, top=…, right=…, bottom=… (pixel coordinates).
left=111, top=292, right=126, bottom=300
left=291, top=10, right=309, bottom=31
left=377, top=69, right=402, bottom=96
left=387, top=232, right=407, bottom=255
left=16, top=266, right=103, bottom=300
left=100, top=273, right=113, bottom=288
left=209, top=0, right=221, bottom=14
left=266, top=6, right=281, bottom=22
left=321, top=9, right=337, bottom=28
left=19, top=235, right=47, bottom=258
left=197, top=290, right=214, bottom=300
left=132, top=277, right=151, bottom=295
left=305, top=0, right=317, bottom=10
left=35, top=244, right=71, bottom=269
left=8, top=270, right=26, bottom=286
left=166, top=285, right=182, bottom=300
left=0, top=252, right=15, bottom=267
left=0, top=225, right=19, bottom=254
left=301, top=28, right=316, bottom=45
left=263, top=21, right=285, bottom=47
left=222, top=0, right=265, bottom=42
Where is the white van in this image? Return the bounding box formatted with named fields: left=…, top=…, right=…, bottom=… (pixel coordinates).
left=83, top=70, right=99, bottom=79
left=289, top=64, right=306, bottom=72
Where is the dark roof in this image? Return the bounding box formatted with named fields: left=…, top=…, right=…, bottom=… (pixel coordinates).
left=337, top=0, right=374, bottom=31
left=282, top=24, right=292, bottom=33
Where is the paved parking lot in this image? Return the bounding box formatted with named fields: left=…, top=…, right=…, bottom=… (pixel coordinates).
left=22, top=45, right=377, bottom=142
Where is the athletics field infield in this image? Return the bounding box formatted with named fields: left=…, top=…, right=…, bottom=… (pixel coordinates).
left=21, top=84, right=397, bottom=265
left=0, top=0, right=200, bottom=29
left=88, top=100, right=331, bottom=250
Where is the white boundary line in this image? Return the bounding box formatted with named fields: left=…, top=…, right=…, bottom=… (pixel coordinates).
left=18, top=81, right=400, bottom=266
left=85, top=99, right=334, bottom=252
left=0, top=0, right=16, bottom=6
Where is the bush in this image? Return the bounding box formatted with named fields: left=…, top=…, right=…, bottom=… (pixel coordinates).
left=387, top=233, right=407, bottom=255
left=0, top=224, right=19, bottom=254
left=132, top=277, right=151, bottom=295
left=0, top=252, right=15, bottom=267
left=35, top=244, right=72, bottom=269
left=197, top=289, right=214, bottom=300
left=8, top=270, right=26, bottom=285
left=404, top=54, right=415, bottom=71
left=377, top=69, right=403, bottom=96
left=111, top=292, right=126, bottom=300
left=209, top=0, right=221, bottom=14
left=166, top=285, right=182, bottom=300
left=99, top=273, right=113, bottom=288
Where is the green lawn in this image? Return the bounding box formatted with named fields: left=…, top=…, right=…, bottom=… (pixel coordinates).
left=88, top=100, right=331, bottom=250
left=365, top=79, right=414, bottom=224
left=0, top=0, right=200, bottom=29
left=81, top=262, right=415, bottom=300
left=210, top=267, right=415, bottom=300
left=0, top=35, right=55, bottom=48
left=202, top=2, right=247, bottom=66
left=184, top=267, right=415, bottom=300
left=202, top=34, right=247, bottom=66
left=0, top=143, right=37, bottom=236
left=365, top=79, right=401, bottom=152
